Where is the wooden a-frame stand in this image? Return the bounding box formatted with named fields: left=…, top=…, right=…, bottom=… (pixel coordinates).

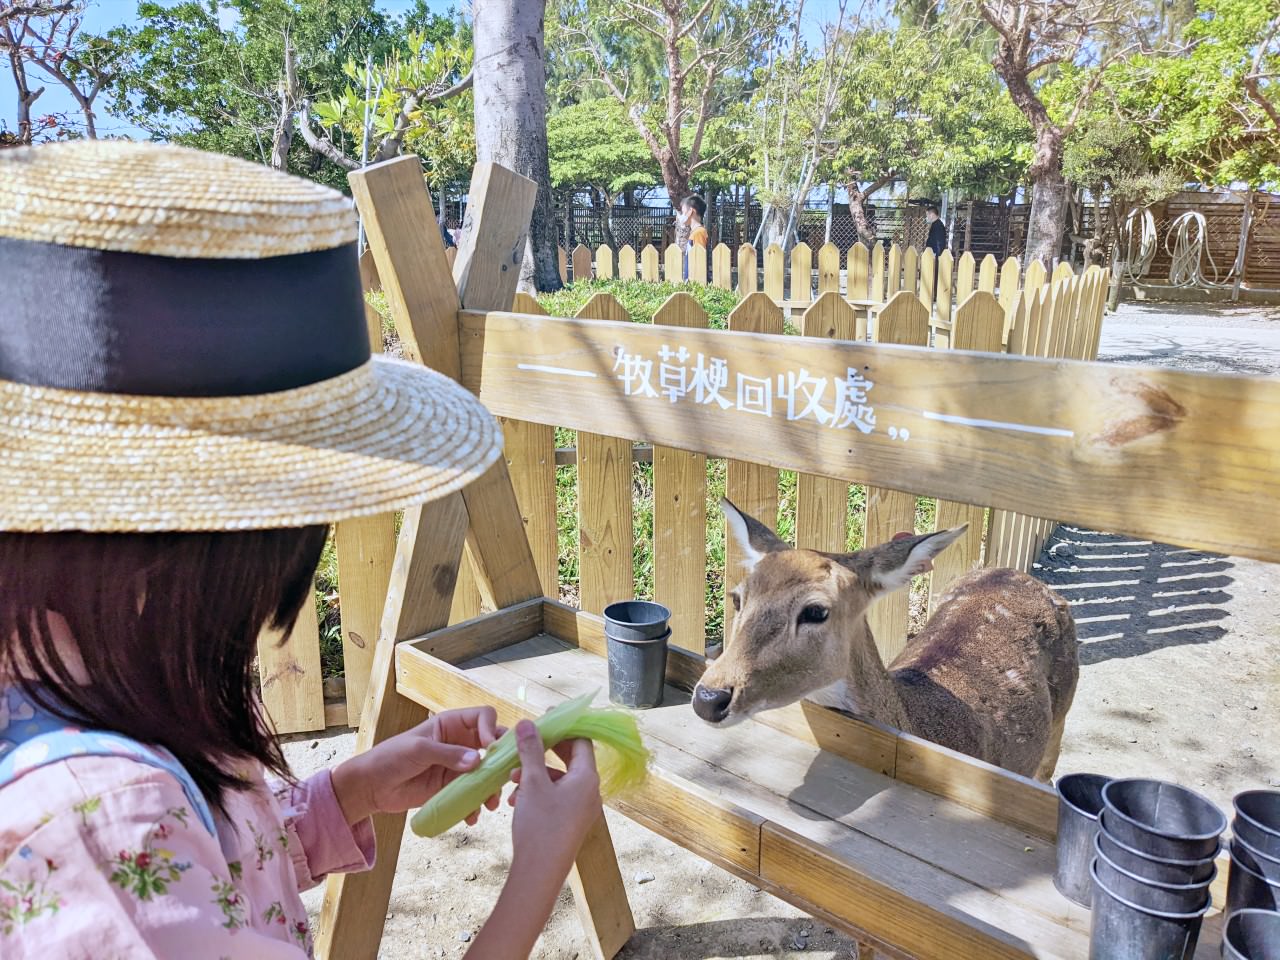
left=312, top=156, right=636, bottom=960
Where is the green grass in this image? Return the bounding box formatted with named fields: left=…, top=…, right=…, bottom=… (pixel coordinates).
left=538, top=279, right=740, bottom=328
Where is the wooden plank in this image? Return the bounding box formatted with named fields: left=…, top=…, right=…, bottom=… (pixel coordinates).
left=862, top=291, right=931, bottom=662
left=895, top=732, right=1057, bottom=840
left=573, top=243, right=593, bottom=281
left=459, top=308, right=1280, bottom=563
left=737, top=243, right=758, bottom=294
left=869, top=241, right=885, bottom=303
left=790, top=241, right=813, bottom=304
left=919, top=248, right=936, bottom=314
left=902, top=245, right=919, bottom=300
left=955, top=250, right=976, bottom=307
left=1053, top=261, right=1074, bottom=283
left=334, top=517, right=396, bottom=726
left=258, top=579, right=326, bottom=734
left=848, top=242, right=869, bottom=300
left=998, top=255, right=1021, bottom=337
left=818, top=241, right=841, bottom=294
left=664, top=242, right=683, bottom=283
left=404, top=596, right=545, bottom=665
left=653, top=293, right=710, bottom=655
left=688, top=241, right=708, bottom=286
left=754, top=700, right=898, bottom=777
left=725, top=292, right=784, bottom=638
left=796, top=292, right=856, bottom=553
left=764, top=243, right=785, bottom=302
left=617, top=244, right=637, bottom=281
left=559, top=246, right=568, bottom=283
left=886, top=242, right=902, bottom=296
left=929, top=291, right=1007, bottom=612
left=595, top=244, right=613, bottom=280
left=641, top=244, right=660, bottom=281
left=576, top=293, right=635, bottom=614
left=1024, top=259, right=1047, bottom=294
left=314, top=495, right=469, bottom=960
left=358, top=247, right=384, bottom=350
left=936, top=249, right=955, bottom=331
left=452, top=163, right=537, bottom=306
left=978, top=254, right=998, bottom=293
left=712, top=242, right=732, bottom=289
left=569, top=814, right=636, bottom=959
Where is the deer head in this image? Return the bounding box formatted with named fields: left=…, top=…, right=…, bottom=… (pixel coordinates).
left=692, top=498, right=966, bottom=726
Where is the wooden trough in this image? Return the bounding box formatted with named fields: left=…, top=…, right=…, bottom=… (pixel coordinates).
left=314, top=155, right=1280, bottom=960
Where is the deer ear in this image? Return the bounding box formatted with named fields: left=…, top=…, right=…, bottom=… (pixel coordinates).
left=721, top=497, right=787, bottom=571
left=865, top=526, right=967, bottom=595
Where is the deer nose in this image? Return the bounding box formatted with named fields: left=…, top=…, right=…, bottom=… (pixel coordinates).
left=692, top=683, right=733, bottom=723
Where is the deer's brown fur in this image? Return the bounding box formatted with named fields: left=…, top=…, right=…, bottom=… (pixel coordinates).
left=693, top=500, right=1078, bottom=781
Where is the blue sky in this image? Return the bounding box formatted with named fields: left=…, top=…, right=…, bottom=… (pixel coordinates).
left=1, top=0, right=840, bottom=140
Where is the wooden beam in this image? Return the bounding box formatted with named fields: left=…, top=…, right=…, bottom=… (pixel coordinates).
left=459, top=309, right=1280, bottom=563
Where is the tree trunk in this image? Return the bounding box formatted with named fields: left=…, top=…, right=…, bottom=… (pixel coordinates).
left=759, top=204, right=792, bottom=249
left=472, top=0, right=561, bottom=292
left=1024, top=166, right=1068, bottom=268
left=846, top=181, right=884, bottom=244
left=663, top=149, right=692, bottom=248
left=598, top=188, right=617, bottom=250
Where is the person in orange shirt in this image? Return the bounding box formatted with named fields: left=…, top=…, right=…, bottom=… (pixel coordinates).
left=679, top=194, right=708, bottom=280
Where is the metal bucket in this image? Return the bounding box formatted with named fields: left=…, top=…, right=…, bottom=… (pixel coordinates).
left=1235, top=792, right=1280, bottom=860
left=1101, top=779, right=1226, bottom=861
left=1055, top=772, right=1111, bottom=906
left=606, top=629, right=670, bottom=710
left=1088, top=860, right=1208, bottom=960
left=1222, top=908, right=1280, bottom=960
left=1092, top=833, right=1215, bottom=914
left=1229, top=841, right=1280, bottom=918
left=603, top=600, right=672, bottom=642
left=1096, top=827, right=1219, bottom=886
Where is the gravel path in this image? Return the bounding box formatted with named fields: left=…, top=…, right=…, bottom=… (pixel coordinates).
left=288, top=300, right=1280, bottom=960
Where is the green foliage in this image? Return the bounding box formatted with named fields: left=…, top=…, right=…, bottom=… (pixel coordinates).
left=1063, top=114, right=1182, bottom=206
left=536, top=279, right=741, bottom=328
left=547, top=98, right=659, bottom=198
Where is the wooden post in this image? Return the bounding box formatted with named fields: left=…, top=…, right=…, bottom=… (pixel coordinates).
left=919, top=249, right=936, bottom=315
left=318, top=157, right=634, bottom=960
left=955, top=251, right=976, bottom=307
left=724, top=292, right=784, bottom=639
left=796, top=292, right=855, bottom=553
left=596, top=244, right=614, bottom=279
left=936, top=250, right=954, bottom=332
left=559, top=246, right=568, bottom=283
left=576, top=293, right=635, bottom=614
left=870, top=241, right=885, bottom=304
left=712, top=242, right=733, bottom=289
left=641, top=244, right=660, bottom=281
left=929, top=291, right=1005, bottom=611
left=848, top=242, right=869, bottom=301
left=653, top=293, right=710, bottom=653
left=663, top=242, right=683, bottom=283
left=818, top=241, right=841, bottom=295
left=737, top=243, right=758, bottom=294
left=978, top=254, right=998, bottom=292
left=257, top=581, right=325, bottom=734
left=901, top=245, right=919, bottom=300
left=863, top=291, right=929, bottom=664
left=688, top=242, right=708, bottom=286
left=887, top=243, right=902, bottom=297
left=572, top=243, right=593, bottom=282
left=1232, top=190, right=1252, bottom=302
left=790, top=241, right=813, bottom=305
left=764, top=243, right=785, bottom=302
left=617, top=245, right=637, bottom=280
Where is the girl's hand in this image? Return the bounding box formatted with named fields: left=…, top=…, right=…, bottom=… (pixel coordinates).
left=331, top=707, right=505, bottom=826
left=507, top=720, right=602, bottom=879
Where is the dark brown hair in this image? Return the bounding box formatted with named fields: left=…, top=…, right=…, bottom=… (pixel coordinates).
left=0, top=527, right=328, bottom=811
left=682, top=195, right=707, bottom=218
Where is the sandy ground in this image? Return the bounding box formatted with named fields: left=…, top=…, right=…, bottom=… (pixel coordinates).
left=287, top=300, right=1280, bottom=960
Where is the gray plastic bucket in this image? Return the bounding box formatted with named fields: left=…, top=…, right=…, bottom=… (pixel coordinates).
left=1235, top=837, right=1280, bottom=883
left=1101, top=779, right=1226, bottom=861
left=1222, top=908, right=1280, bottom=960
left=1096, top=827, right=1218, bottom=886
left=1235, top=792, right=1280, bottom=860
left=1088, top=860, right=1208, bottom=960
left=1229, top=841, right=1280, bottom=918
left=1055, top=772, right=1111, bottom=906
left=606, top=629, right=670, bottom=709
left=603, top=600, right=672, bottom=642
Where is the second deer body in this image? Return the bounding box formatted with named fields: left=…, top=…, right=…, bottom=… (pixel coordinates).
left=693, top=500, right=1079, bottom=781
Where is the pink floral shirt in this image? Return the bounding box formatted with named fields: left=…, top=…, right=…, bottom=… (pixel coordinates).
left=0, top=755, right=375, bottom=958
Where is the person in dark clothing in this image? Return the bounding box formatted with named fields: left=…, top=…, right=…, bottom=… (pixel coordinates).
left=439, top=213, right=456, bottom=249
left=925, top=205, right=947, bottom=257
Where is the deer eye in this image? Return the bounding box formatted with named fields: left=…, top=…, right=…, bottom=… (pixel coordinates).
left=798, top=605, right=829, bottom=625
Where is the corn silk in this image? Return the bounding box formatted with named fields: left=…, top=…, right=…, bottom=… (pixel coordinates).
left=410, top=691, right=650, bottom=837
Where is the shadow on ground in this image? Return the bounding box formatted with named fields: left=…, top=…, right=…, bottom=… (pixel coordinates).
left=1033, top=526, right=1234, bottom=666
left=619, top=916, right=859, bottom=959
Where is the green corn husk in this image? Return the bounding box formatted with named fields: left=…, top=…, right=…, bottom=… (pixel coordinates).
left=410, top=690, right=650, bottom=838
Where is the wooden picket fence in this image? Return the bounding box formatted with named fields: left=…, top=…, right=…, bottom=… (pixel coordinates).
left=257, top=245, right=1105, bottom=736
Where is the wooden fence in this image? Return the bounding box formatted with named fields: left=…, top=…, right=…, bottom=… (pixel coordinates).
left=258, top=246, right=1104, bottom=736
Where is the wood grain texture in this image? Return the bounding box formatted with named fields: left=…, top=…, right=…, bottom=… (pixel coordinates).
left=725, top=292, right=785, bottom=638
left=573, top=243, right=593, bottom=282
left=653, top=293, right=710, bottom=653
left=870, top=241, right=885, bottom=303
left=863, top=291, right=931, bottom=661
left=848, top=242, right=869, bottom=300
left=576, top=293, right=635, bottom=614
left=818, top=241, right=841, bottom=294
left=568, top=815, right=637, bottom=959
left=796, top=292, right=856, bottom=553
left=887, top=243, right=902, bottom=296
left=688, top=242, right=708, bottom=286
left=790, top=241, right=812, bottom=303
left=257, top=580, right=325, bottom=734
left=929, top=291, right=1006, bottom=611
left=712, top=242, right=733, bottom=289
left=919, top=248, right=936, bottom=314
left=737, top=243, right=758, bottom=293
left=451, top=162, right=537, bottom=309
left=458, top=305, right=1280, bottom=562
left=955, top=251, right=976, bottom=307
left=617, top=245, right=637, bottom=280
left=936, top=250, right=955, bottom=330
left=595, top=244, right=614, bottom=279
left=641, top=244, right=660, bottom=281
left=901, top=245, right=919, bottom=300
left=559, top=246, right=568, bottom=283
left=403, top=596, right=544, bottom=664
left=764, top=243, right=785, bottom=302
left=334, top=515, right=397, bottom=726
left=979, top=254, right=998, bottom=293
left=358, top=247, right=383, bottom=350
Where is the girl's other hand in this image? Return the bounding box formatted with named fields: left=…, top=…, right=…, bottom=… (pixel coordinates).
left=508, top=720, right=601, bottom=880
left=331, top=706, right=505, bottom=825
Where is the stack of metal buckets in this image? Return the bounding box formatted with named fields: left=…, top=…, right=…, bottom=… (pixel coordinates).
left=1054, top=775, right=1280, bottom=958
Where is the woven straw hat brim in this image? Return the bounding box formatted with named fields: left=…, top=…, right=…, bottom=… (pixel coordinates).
left=0, top=358, right=502, bottom=532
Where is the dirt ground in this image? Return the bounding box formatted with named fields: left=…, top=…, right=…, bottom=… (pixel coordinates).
left=287, top=299, right=1280, bottom=960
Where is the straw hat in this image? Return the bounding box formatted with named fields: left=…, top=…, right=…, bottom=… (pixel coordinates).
left=0, top=140, right=502, bottom=532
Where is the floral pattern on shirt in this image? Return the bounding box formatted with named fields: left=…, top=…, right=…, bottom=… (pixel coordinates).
left=0, top=848, right=62, bottom=936
left=106, top=806, right=194, bottom=900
